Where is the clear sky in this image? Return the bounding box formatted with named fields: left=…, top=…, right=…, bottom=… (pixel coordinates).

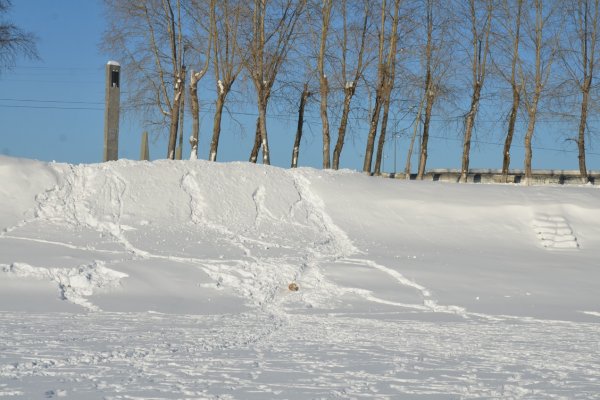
left=1, top=0, right=599, bottom=172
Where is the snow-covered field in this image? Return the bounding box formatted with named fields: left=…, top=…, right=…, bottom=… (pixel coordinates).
left=1, top=155, right=599, bottom=399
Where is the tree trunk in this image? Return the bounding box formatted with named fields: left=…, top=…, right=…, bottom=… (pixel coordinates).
left=176, top=65, right=186, bottom=160
left=417, top=0, right=434, bottom=180
left=523, top=103, right=539, bottom=185
left=363, top=0, right=386, bottom=174
left=405, top=97, right=425, bottom=179
left=249, top=117, right=261, bottom=163
left=460, top=0, right=491, bottom=183
left=189, top=71, right=200, bottom=160
left=167, top=79, right=183, bottom=159
left=318, top=0, right=332, bottom=169
left=291, top=83, right=310, bottom=168
left=333, top=0, right=368, bottom=170
left=501, top=0, right=522, bottom=181
left=578, top=89, right=590, bottom=183
left=333, top=83, right=355, bottom=170
left=460, top=84, right=482, bottom=182
left=320, top=75, right=331, bottom=168
left=374, top=86, right=392, bottom=175
left=209, top=90, right=227, bottom=162
left=417, top=91, right=434, bottom=180
left=501, top=86, right=520, bottom=180
left=363, top=82, right=384, bottom=174
left=258, top=96, right=270, bottom=165
left=374, top=0, right=400, bottom=176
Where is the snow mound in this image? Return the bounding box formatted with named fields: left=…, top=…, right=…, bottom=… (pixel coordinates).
left=2, top=261, right=127, bottom=311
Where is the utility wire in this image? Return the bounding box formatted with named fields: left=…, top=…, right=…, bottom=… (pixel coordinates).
left=0, top=97, right=104, bottom=105
left=0, top=104, right=103, bottom=110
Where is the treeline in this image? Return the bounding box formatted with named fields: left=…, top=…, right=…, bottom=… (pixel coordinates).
left=103, top=0, right=599, bottom=184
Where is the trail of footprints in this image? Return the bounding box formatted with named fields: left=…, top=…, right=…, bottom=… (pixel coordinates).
left=533, top=214, right=579, bottom=249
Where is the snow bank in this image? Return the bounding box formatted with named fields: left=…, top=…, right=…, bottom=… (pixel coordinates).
left=0, top=156, right=599, bottom=321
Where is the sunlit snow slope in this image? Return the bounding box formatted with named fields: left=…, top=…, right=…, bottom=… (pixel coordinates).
left=1, top=155, right=599, bottom=399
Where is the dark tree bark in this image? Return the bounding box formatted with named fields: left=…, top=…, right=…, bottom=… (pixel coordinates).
left=209, top=87, right=227, bottom=161
left=291, top=83, right=311, bottom=168
left=249, top=117, right=261, bottom=163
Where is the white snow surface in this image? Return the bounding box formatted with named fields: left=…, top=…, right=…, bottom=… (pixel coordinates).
left=0, top=155, right=599, bottom=399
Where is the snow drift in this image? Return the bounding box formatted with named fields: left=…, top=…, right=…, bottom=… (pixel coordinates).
left=2, top=156, right=598, bottom=320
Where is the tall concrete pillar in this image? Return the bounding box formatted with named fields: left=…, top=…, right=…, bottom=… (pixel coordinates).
left=104, top=61, right=120, bottom=161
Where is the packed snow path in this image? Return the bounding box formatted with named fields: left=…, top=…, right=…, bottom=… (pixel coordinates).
left=1, top=157, right=599, bottom=398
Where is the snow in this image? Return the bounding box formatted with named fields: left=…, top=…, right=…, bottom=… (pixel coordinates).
left=1, top=155, right=599, bottom=398
left=106, top=60, right=120, bottom=67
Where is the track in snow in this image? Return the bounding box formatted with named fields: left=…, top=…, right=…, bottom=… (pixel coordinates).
left=0, top=311, right=599, bottom=399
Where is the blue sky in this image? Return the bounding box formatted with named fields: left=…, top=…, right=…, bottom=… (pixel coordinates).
left=1, top=0, right=599, bottom=172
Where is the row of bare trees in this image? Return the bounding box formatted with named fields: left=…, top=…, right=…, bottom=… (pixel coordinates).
left=103, top=0, right=600, bottom=184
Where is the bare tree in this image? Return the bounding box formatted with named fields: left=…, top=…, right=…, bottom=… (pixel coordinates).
left=416, top=0, right=447, bottom=180
left=185, top=0, right=212, bottom=160
left=244, top=0, right=305, bottom=165
left=206, top=0, right=245, bottom=162
left=164, top=0, right=186, bottom=160
left=373, top=0, right=401, bottom=176
left=498, top=0, right=524, bottom=181
left=562, top=0, right=599, bottom=183
left=332, top=0, right=370, bottom=170
left=362, top=0, right=388, bottom=174
left=459, top=0, right=493, bottom=183
left=0, top=0, right=38, bottom=72
left=317, top=0, right=333, bottom=168
left=522, top=0, right=561, bottom=184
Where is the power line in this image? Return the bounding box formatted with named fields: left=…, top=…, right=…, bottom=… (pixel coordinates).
left=10, top=66, right=100, bottom=70
left=0, top=98, right=103, bottom=105
left=0, top=104, right=103, bottom=111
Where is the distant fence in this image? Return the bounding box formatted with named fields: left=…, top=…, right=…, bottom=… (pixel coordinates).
left=381, top=169, right=600, bottom=185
